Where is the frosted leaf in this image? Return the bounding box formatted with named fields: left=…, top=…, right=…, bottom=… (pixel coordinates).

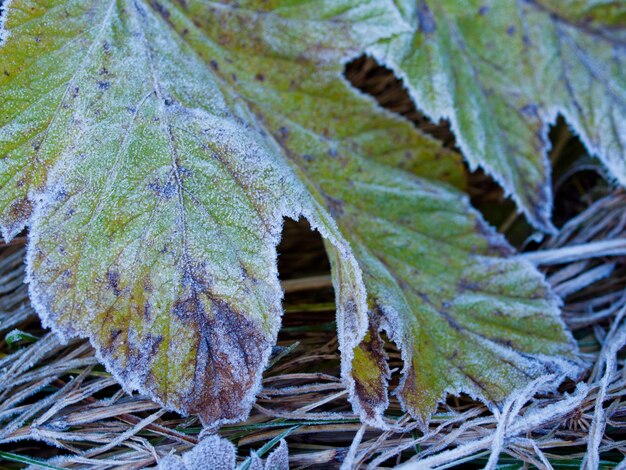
left=0, top=0, right=581, bottom=428
left=158, top=434, right=236, bottom=470
left=369, top=0, right=626, bottom=231
left=156, top=435, right=288, bottom=470
left=311, top=139, right=584, bottom=424
left=248, top=440, right=289, bottom=470
left=0, top=0, right=388, bottom=425
left=262, top=440, right=289, bottom=470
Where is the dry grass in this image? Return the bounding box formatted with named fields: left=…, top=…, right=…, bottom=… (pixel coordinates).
left=0, top=59, right=625, bottom=469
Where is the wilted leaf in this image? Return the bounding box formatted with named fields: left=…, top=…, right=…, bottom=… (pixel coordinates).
left=369, top=0, right=626, bottom=231
left=0, top=0, right=581, bottom=427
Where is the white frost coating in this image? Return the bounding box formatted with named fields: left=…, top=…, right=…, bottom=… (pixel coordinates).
left=368, top=2, right=626, bottom=234
left=302, top=205, right=370, bottom=427
left=384, top=291, right=581, bottom=431
left=521, top=238, right=626, bottom=265
left=3, top=0, right=585, bottom=434
left=323, top=151, right=581, bottom=426
left=158, top=436, right=288, bottom=470
left=21, top=0, right=284, bottom=427
left=584, top=308, right=626, bottom=470
left=23, top=95, right=367, bottom=430
left=552, top=262, right=615, bottom=298
left=13, top=0, right=375, bottom=429
left=0, top=0, right=13, bottom=46
left=366, top=44, right=556, bottom=233
left=0, top=0, right=380, bottom=431
left=158, top=434, right=236, bottom=470
left=339, top=424, right=366, bottom=470
left=261, top=439, right=289, bottom=470
left=195, top=114, right=369, bottom=423
left=0, top=334, right=61, bottom=391
left=26, top=202, right=300, bottom=428
left=256, top=120, right=370, bottom=426
left=549, top=106, right=626, bottom=189
left=359, top=188, right=582, bottom=427
left=485, top=374, right=559, bottom=470
left=397, top=382, right=589, bottom=469
left=25, top=180, right=71, bottom=343
left=248, top=439, right=289, bottom=470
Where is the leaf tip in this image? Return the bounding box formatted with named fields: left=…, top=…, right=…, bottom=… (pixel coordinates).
left=350, top=314, right=391, bottom=428
left=0, top=199, right=32, bottom=244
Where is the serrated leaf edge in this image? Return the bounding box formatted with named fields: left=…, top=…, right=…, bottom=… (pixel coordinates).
left=365, top=47, right=557, bottom=234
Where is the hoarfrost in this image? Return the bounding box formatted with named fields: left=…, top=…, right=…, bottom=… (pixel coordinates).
left=368, top=0, right=626, bottom=232
left=158, top=434, right=236, bottom=470
left=0, top=0, right=584, bottom=430
left=157, top=436, right=289, bottom=470
left=0, top=0, right=375, bottom=427
left=248, top=439, right=289, bottom=470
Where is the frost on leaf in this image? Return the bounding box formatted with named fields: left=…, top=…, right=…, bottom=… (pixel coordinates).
left=158, top=436, right=289, bottom=470
left=158, top=434, right=236, bottom=470
left=287, top=83, right=583, bottom=422
left=0, top=0, right=582, bottom=428
left=369, top=0, right=626, bottom=231
left=342, top=175, right=584, bottom=424
left=0, top=0, right=394, bottom=425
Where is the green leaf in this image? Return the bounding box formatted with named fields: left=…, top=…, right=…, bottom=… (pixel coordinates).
left=159, top=434, right=236, bottom=469
left=0, top=0, right=389, bottom=425
left=4, top=328, right=39, bottom=347
left=0, top=0, right=581, bottom=427
left=369, top=0, right=626, bottom=231
left=0, top=450, right=63, bottom=470
left=342, top=165, right=582, bottom=423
